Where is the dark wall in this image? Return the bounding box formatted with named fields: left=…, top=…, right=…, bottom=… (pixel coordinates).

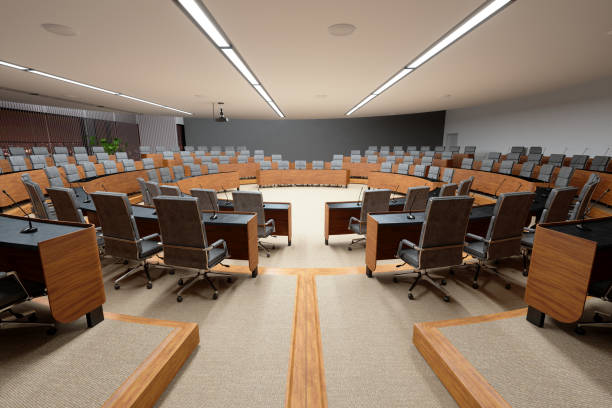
left=184, top=112, right=445, bottom=161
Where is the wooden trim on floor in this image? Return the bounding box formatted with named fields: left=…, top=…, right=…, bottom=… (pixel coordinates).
left=413, top=308, right=527, bottom=408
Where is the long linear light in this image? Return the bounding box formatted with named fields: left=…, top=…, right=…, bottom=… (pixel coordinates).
left=346, top=0, right=513, bottom=116
left=0, top=59, right=192, bottom=115
left=174, top=0, right=284, bottom=118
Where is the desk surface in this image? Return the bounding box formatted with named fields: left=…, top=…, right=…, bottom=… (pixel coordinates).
left=546, top=218, right=612, bottom=248
left=217, top=199, right=290, bottom=210
left=0, top=215, right=86, bottom=249
left=326, top=198, right=407, bottom=210
left=370, top=204, right=496, bottom=226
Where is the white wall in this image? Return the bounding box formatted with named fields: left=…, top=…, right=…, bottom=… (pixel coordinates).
left=136, top=115, right=179, bottom=149
left=444, top=76, right=612, bottom=159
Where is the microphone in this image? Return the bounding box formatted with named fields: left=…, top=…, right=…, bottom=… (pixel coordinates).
left=2, top=190, right=37, bottom=233
left=101, top=183, right=108, bottom=192
left=582, top=148, right=588, bottom=155
left=604, top=147, right=610, bottom=156
left=406, top=192, right=418, bottom=220
left=493, top=179, right=506, bottom=197
left=562, top=147, right=568, bottom=155
left=221, top=185, right=230, bottom=203
left=584, top=188, right=610, bottom=218
left=357, top=186, right=364, bottom=206
left=206, top=190, right=218, bottom=220
left=391, top=185, right=399, bottom=203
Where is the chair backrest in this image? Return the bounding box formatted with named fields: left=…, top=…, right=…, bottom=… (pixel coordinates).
left=95, top=152, right=109, bottom=162
left=442, top=168, right=454, bottom=183
left=146, top=169, right=159, bottom=182
left=139, top=146, right=151, bottom=154
left=510, top=146, right=526, bottom=155
left=145, top=181, right=162, bottom=201
left=218, top=156, right=230, bottom=164
left=416, top=196, right=474, bottom=269
left=197, top=146, right=208, bottom=152
left=201, top=155, right=213, bottom=163
left=209, top=150, right=221, bottom=157
left=484, top=192, right=535, bottom=259
left=47, top=187, right=85, bottom=223
left=254, top=154, right=264, bottom=162
left=526, top=153, right=542, bottom=164
left=359, top=189, right=391, bottom=223
left=539, top=186, right=578, bottom=223
left=91, top=192, right=143, bottom=259
left=461, top=158, right=473, bottom=169
left=589, top=156, right=610, bottom=172
left=569, top=173, right=600, bottom=221
left=366, top=155, right=377, bottom=164
left=312, top=160, right=324, bottom=170
left=8, top=156, right=28, bottom=171
left=82, top=161, right=97, bottom=178
left=397, top=163, right=409, bottom=174
left=404, top=156, right=415, bottom=165
left=487, top=152, right=501, bottom=161
left=380, top=162, right=392, bottom=173
left=457, top=176, right=474, bottom=196
left=554, top=166, right=574, bottom=187
left=52, top=153, right=69, bottom=167
left=548, top=154, right=565, bottom=167
left=190, top=188, right=219, bottom=212
left=434, top=146, right=444, bottom=152
left=155, top=146, right=166, bottom=152
left=29, top=155, right=47, bottom=169
left=62, top=164, right=80, bottom=182
left=403, top=186, right=429, bottom=212
left=239, top=149, right=250, bottom=156
left=380, top=151, right=389, bottom=157
left=121, top=159, right=136, bottom=172
left=54, top=146, right=69, bottom=155
left=75, top=153, right=90, bottom=164
left=115, top=152, right=128, bottom=160
left=332, top=154, right=343, bottom=161
left=441, top=151, right=453, bottom=160
left=188, top=164, right=202, bottom=176
left=498, top=160, right=515, bottom=175
left=31, top=146, right=49, bottom=156
left=159, top=167, right=172, bottom=182
left=237, top=146, right=247, bottom=151
left=368, top=145, right=378, bottom=151
left=142, top=157, right=155, bottom=169
left=427, top=166, right=440, bottom=180
left=421, top=156, right=433, bottom=166
left=536, top=164, right=554, bottom=182
left=480, top=159, right=494, bottom=172
left=162, top=151, right=174, bottom=160
left=464, top=146, right=476, bottom=154
left=439, top=183, right=458, bottom=197
left=194, top=150, right=206, bottom=158
left=331, top=160, right=343, bottom=170
left=528, top=146, right=542, bottom=155
left=259, top=161, right=271, bottom=170
left=519, top=161, right=536, bottom=178
left=271, top=154, right=282, bottom=162
left=136, top=177, right=151, bottom=205
left=73, top=146, right=87, bottom=154
left=505, top=152, right=520, bottom=162
left=102, top=160, right=118, bottom=175
left=184, top=145, right=195, bottom=152
left=23, top=181, right=53, bottom=219
left=237, top=155, right=248, bottom=164
left=420, top=146, right=430, bottom=151
left=293, top=160, right=306, bottom=170
left=350, top=150, right=361, bottom=156
left=233, top=191, right=266, bottom=232
left=92, top=146, right=105, bottom=153
left=207, top=163, right=219, bottom=173
left=406, top=146, right=416, bottom=151
left=413, top=164, right=426, bottom=177
left=254, top=149, right=264, bottom=155
left=172, top=165, right=185, bottom=181
left=447, top=146, right=460, bottom=153
left=423, top=151, right=435, bottom=157
left=352, top=154, right=363, bottom=163
left=160, top=185, right=181, bottom=196
left=44, top=166, right=64, bottom=187
left=409, top=150, right=420, bottom=156
left=9, top=147, right=26, bottom=156
left=569, top=155, right=588, bottom=169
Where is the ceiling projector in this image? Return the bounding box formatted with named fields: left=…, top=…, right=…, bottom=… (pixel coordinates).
left=215, top=102, right=229, bottom=122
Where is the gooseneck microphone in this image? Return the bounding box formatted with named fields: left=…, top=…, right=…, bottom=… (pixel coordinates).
left=101, top=183, right=108, bottom=192
left=391, top=184, right=400, bottom=203
left=406, top=193, right=418, bottom=220
left=357, top=186, right=365, bottom=206
left=2, top=190, right=37, bottom=233
left=206, top=190, right=218, bottom=220
left=493, top=179, right=506, bottom=197
left=582, top=188, right=610, bottom=221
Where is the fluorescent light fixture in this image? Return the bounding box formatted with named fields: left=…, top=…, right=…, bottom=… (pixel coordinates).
left=373, top=68, right=413, bottom=95
left=118, top=94, right=192, bottom=115
left=346, top=94, right=376, bottom=116
left=253, top=84, right=271, bottom=102
left=267, top=100, right=284, bottom=118
left=0, top=60, right=27, bottom=70
left=29, top=70, right=118, bottom=95
left=221, top=48, right=259, bottom=85
left=176, top=0, right=229, bottom=48
left=408, top=0, right=512, bottom=69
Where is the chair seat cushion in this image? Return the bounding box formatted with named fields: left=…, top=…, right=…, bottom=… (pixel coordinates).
left=398, top=248, right=420, bottom=268
left=349, top=222, right=365, bottom=234
left=139, top=238, right=163, bottom=258
left=258, top=224, right=275, bottom=238
left=207, top=247, right=227, bottom=268
left=521, top=232, right=534, bottom=248
left=464, top=241, right=487, bottom=259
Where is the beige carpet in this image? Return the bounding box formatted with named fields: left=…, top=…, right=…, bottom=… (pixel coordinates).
left=0, top=304, right=172, bottom=408
left=99, top=260, right=296, bottom=408
left=316, top=267, right=528, bottom=408
left=440, top=315, right=612, bottom=407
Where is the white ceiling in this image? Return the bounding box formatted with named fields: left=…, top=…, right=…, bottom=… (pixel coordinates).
left=0, top=0, right=611, bottom=119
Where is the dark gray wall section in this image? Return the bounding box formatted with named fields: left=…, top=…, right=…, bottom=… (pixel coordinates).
left=184, top=112, right=445, bottom=161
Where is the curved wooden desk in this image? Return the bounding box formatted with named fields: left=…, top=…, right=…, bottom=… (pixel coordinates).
left=449, top=168, right=547, bottom=196
left=367, top=171, right=442, bottom=192
left=257, top=169, right=349, bottom=187
left=176, top=171, right=240, bottom=193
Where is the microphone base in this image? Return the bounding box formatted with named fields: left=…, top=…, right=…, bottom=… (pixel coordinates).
left=406, top=214, right=415, bottom=220
left=209, top=214, right=218, bottom=220
left=20, top=225, right=38, bottom=234
left=575, top=223, right=590, bottom=231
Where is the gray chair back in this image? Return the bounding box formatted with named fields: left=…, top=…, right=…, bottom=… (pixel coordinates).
left=23, top=181, right=54, bottom=220
left=259, top=161, right=271, bottom=170
left=528, top=146, right=542, bottom=155
left=115, top=152, right=128, bottom=160
left=427, top=166, right=440, bottom=180
left=30, top=155, right=47, bottom=169
left=160, top=185, right=181, bottom=196
left=464, top=146, right=476, bottom=154
left=9, top=147, right=26, bottom=156
left=181, top=155, right=194, bottom=164
left=413, top=165, right=426, bottom=177
left=95, top=152, right=109, bottom=162
left=139, top=146, right=151, bottom=154
left=272, top=154, right=282, bottom=162
left=406, top=146, right=417, bottom=151
left=75, top=153, right=90, bottom=165
left=233, top=191, right=269, bottom=236
left=352, top=154, right=363, bottom=163
left=332, top=154, right=343, bottom=161
left=519, top=161, right=536, bottom=178
left=73, top=146, right=87, bottom=154
left=47, top=187, right=85, bottom=223
left=142, top=158, right=155, bottom=169
left=312, top=160, right=324, bottom=170
left=409, top=150, right=420, bottom=156
left=239, top=149, right=249, bottom=156
left=526, top=153, right=542, bottom=164
left=404, top=156, right=415, bottom=165
left=82, top=161, right=97, bottom=178
left=554, top=166, right=574, bottom=188
left=62, top=164, right=80, bottom=182
left=102, top=160, right=118, bottom=175
left=479, top=159, right=494, bottom=172
left=510, top=146, right=526, bottom=155
left=137, top=178, right=151, bottom=205
left=155, top=146, right=166, bottom=152
left=277, top=160, right=289, bottom=170
left=254, top=154, right=264, bottom=162
left=146, top=169, right=159, bottom=183
left=498, top=160, right=514, bottom=175
left=441, top=151, right=453, bottom=160
left=380, top=151, right=389, bottom=157
left=487, top=152, right=501, bottom=161
left=461, top=158, right=473, bottom=169
left=197, top=146, right=208, bottom=152
left=254, top=149, right=264, bottom=155
left=540, top=187, right=577, bottom=223
left=188, top=164, right=202, bottom=177
left=121, top=159, right=136, bottom=172
left=439, top=183, right=458, bottom=197
left=368, top=145, right=378, bottom=151
left=206, top=163, right=218, bottom=174
left=8, top=156, right=28, bottom=171
left=294, top=160, right=307, bottom=170
left=590, top=156, right=610, bottom=172
left=380, top=162, right=392, bottom=173
left=424, top=151, right=435, bottom=157
left=145, top=181, right=162, bottom=201
left=54, top=146, right=69, bottom=155
left=569, top=173, right=600, bottom=221
left=569, top=155, right=588, bottom=169
left=548, top=154, right=565, bottom=167
left=457, top=176, right=474, bottom=196
left=420, top=146, right=430, bottom=151
left=201, top=155, right=213, bottom=163
left=442, top=168, right=454, bottom=183
left=366, top=155, right=377, bottom=164
left=397, top=163, right=409, bottom=174
left=331, top=160, right=343, bottom=170
left=162, top=151, right=174, bottom=160
left=218, top=156, right=230, bottom=164
left=421, top=156, right=433, bottom=166
left=92, top=146, right=105, bottom=153
left=506, top=152, right=520, bottom=163
left=447, top=146, right=460, bottom=153
left=172, top=165, right=185, bottom=181
left=190, top=188, right=219, bottom=212
left=358, top=190, right=391, bottom=226
left=403, top=186, right=429, bottom=212
left=434, top=146, right=444, bottom=152
left=238, top=156, right=249, bottom=164
left=184, top=146, right=195, bottom=152
left=44, top=166, right=64, bottom=187
left=52, top=154, right=69, bottom=167
left=30, top=146, right=48, bottom=156
left=536, top=164, right=554, bottom=182
left=159, top=167, right=173, bottom=182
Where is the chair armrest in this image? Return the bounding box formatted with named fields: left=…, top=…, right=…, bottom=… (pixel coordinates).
left=396, top=239, right=419, bottom=258
left=205, top=239, right=227, bottom=254
left=348, top=216, right=364, bottom=228
left=523, top=227, right=535, bottom=233
left=466, top=233, right=487, bottom=242
left=258, top=218, right=276, bottom=233
left=139, top=233, right=160, bottom=242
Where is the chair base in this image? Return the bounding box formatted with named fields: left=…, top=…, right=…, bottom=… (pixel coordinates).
left=258, top=240, right=275, bottom=257
left=456, top=261, right=513, bottom=290
left=0, top=309, right=56, bottom=334
left=113, top=260, right=174, bottom=290
left=176, top=270, right=233, bottom=301
left=393, top=269, right=450, bottom=302
left=348, top=237, right=365, bottom=251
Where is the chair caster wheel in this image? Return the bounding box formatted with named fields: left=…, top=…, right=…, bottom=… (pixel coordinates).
left=177, top=296, right=183, bottom=302
left=348, top=247, right=352, bottom=251
left=212, top=292, right=218, bottom=300
left=123, top=260, right=129, bottom=265
left=393, top=277, right=398, bottom=283
left=266, top=253, right=270, bottom=258
left=325, top=239, right=328, bottom=245
left=505, top=283, right=511, bottom=290
left=146, top=282, right=153, bottom=289
left=169, top=269, right=175, bottom=275
left=441, top=279, right=447, bottom=285
left=46, top=327, right=57, bottom=335
left=114, top=283, right=120, bottom=290
left=227, top=277, right=233, bottom=283
left=178, top=279, right=184, bottom=286
left=443, top=296, right=450, bottom=302
left=408, top=293, right=415, bottom=300
left=574, top=326, right=585, bottom=335
left=472, top=283, right=479, bottom=289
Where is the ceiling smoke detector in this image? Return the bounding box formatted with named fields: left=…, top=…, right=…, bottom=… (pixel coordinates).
left=328, top=23, right=356, bottom=37
left=215, top=102, right=229, bottom=123
left=41, top=23, right=77, bottom=36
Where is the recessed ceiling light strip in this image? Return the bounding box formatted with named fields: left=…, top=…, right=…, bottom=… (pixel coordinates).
left=174, top=0, right=284, bottom=118
left=346, top=0, right=513, bottom=116
left=0, top=59, right=192, bottom=115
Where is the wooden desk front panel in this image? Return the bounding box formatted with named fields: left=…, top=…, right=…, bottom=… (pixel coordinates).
left=343, top=162, right=381, bottom=178
left=264, top=203, right=292, bottom=242
left=219, top=162, right=258, bottom=178
left=450, top=168, right=542, bottom=195
left=81, top=169, right=148, bottom=195
left=325, top=201, right=405, bottom=239
left=367, top=172, right=439, bottom=192
left=176, top=172, right=240, bottom=193
left=257, top=169, right=349, bottom=186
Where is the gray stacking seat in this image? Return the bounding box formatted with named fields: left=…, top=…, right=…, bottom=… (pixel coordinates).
left=505, top=152, right=520, bottom=163
left=352, top=154, right=363, bottom=163
left=197, top=146, right=208, bottom=152
left=23, top=180, right=55, bottom=220
left=209, top=150, right=221, bottom=157
left=463, top=192, right=535, bottom=289
left=29, top=155, right=47, bottom=169
left=137, top=178, right=151, bottom=205
left=75, top=153, right=90, bottom=165
left=554, top=166, right=574, bottom=187
left=52, top=154, right=69, bottom=167
left=271, top=154, right=282, bottom=162
left=224, top=146, right=235, bottom=153
left=312, top=160, right=324, bottom=170
left=569, top=173, right=600, bottom=221
left=423, top=151, right=435, bottom=157
left=254, top=149, right=264, bottom=156
left=498, top=160, right=515, bottom=175
left=379, top=150, right=389, bottom=157
left=409, top=150, right=420, bottom=156
left=332, top=154, right=344, bottom=161
left=211, top=146, right=222, bottom=152
left=464, top=146, right=476, bottom=154
left=159, top=167, right=173, bottom=182
left=295, top=160, right=307, bottom=170
left=442, top=168, right=454, bottom=183
left=434, top=146, right=445, bottom=152
left=487, top=152, right=501, bottom=161
left=82, top=162, right=97, bottom=178
left=115, top=152, right=128, bottom=160
left=480, top=159, right=494, bottom=172
left=239, top=149, right=250, bottom=156
left=457, top=176, right=474, bottom=196
left=171, top=146, right=180, bottom=152
left=142, top=158, right=155, bottom=170
left=184, top=145, right=195, bottom=152
left=427, top=166, right=440, bottom=180
left=385, top=155, right=396, bottom=162
left=519, top=161, right=536, bottom=178
left=62, top=164, right=81, bottom=182
left=181, top=155, right=194, bottom=164
left=331, top=160, right=343, bottom=170
left=146, top=169, right=159, bottom=183
left=102, top=160, right=118, bottom=175
left=121, top=159, right=136, bottom=172
left=441, top=151, right=453, bottom=160
left=406, top=146, right=417, bottom=151
left=218, top=156, right=230, bottom=164
left=393, top=146, right=403, bottom=152
left=44, top=166, right=64, bottom=188
left=569, top=155, right=588, bottom=169
left=194, top=151, right=206, bottom=159
left=413, top=165, right=426, bottom=177
left=201, top=156, right=213, bottom=163
left=160, top=185, right=181, bottom=196
left=190, top=188, right=219, bottom=212
left=254, top=154, right=264, bottom=162
left=179, top=151, right=191, bottom=158
left=380, top=146, right=390, bottom=152
left=207, top=163, right=219, bottom=174
left=237, top=155, right=248, bottom=164
left=95, top=152, right=109, bottom=162
left=397, top=163, right=409, bottom=174
left=589, top=156, right=610, bottom=172
left=145, top=181, right=162, bottom=203
left=394, top=196, right=475, bottom=300
left=528, top=146, right=542, bottom=155
left=172, top=165, right=185, bottom=181
left=393, top=148, right=404, bottom=155
left=368, top=145, right=378, bottom=151
left=446, top=146, right=460, bottom=153
left=162, top=151, right=174, bottom=160
left=9, top=156, right=28, bottom=171
left=46, top=187, right=87, bottom=224
left=91, top=191, right=166, bottom=290
left=188, top=164, right=202, bottom=177
left=278, top=160, right=290, bottom=170
left=439, top=183, right=458, bottom=197
left=233, top=191, right=276, bottom=257
left=421, top=156, right=433, bottom=166
left=380, top=162, right=392, bottom=173
left=404, top=156, right=415, bottom=165
left=366, top=155, right=377, bottom=164
left=460, top=158, right=474, bottom=170
left=259, top=161, right=272, bottom=170
left=32, top=146, right=49, bottom=156
left=9, top=147, right=26, bottom=156
left=350, top=150, right=361, bottom=156
left=536, top=164, right=555, bottom=182
left=54, top=146, right=69, bottom=155
left=92, top=146, right=105, bottom=153
left=420, top=146, right=430, bottom=151
left=548, top=154, right=565, bottom=167
left=139, top=146, right=151, bottom=154
left=510, top=146, right=527, bottom=156
left=73, top=146, right=87, bottom=155
left=236, top=146, right=247, bottom=151
left=526, top=153, right=542, bottom=164
left=347, top=189, right=391, bottom=251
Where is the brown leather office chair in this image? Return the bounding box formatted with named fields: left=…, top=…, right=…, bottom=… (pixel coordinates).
left=160, top=185, right=181, bottom=196
left=347, top=189, right=391, bottom=250
left=91, top=192, right=170, bottom=289
left=569, top=173, right=600, bottom=221
left=23, top=180, right=56, bottom=220
left=403, top=186, right=429, bottom=213
left=462, top=192, right=535, bottom=289
left=232, top=191, right=276, bottom=257
left=144, top=181, right=162, bottom=203
left=136, top=177, right=151, bottom=205
left=439, top=183, right=458, bottom=197
left=457, top=176, right=474, bottom=196
left=190, top=188, right=219, bottom=212
left=394, top=196, right=474, bottom=301
left=153, top=196, right=230, bottom=301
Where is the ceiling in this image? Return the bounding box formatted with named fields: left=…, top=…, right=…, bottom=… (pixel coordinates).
left=0, top=0, right=611, bottom=119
